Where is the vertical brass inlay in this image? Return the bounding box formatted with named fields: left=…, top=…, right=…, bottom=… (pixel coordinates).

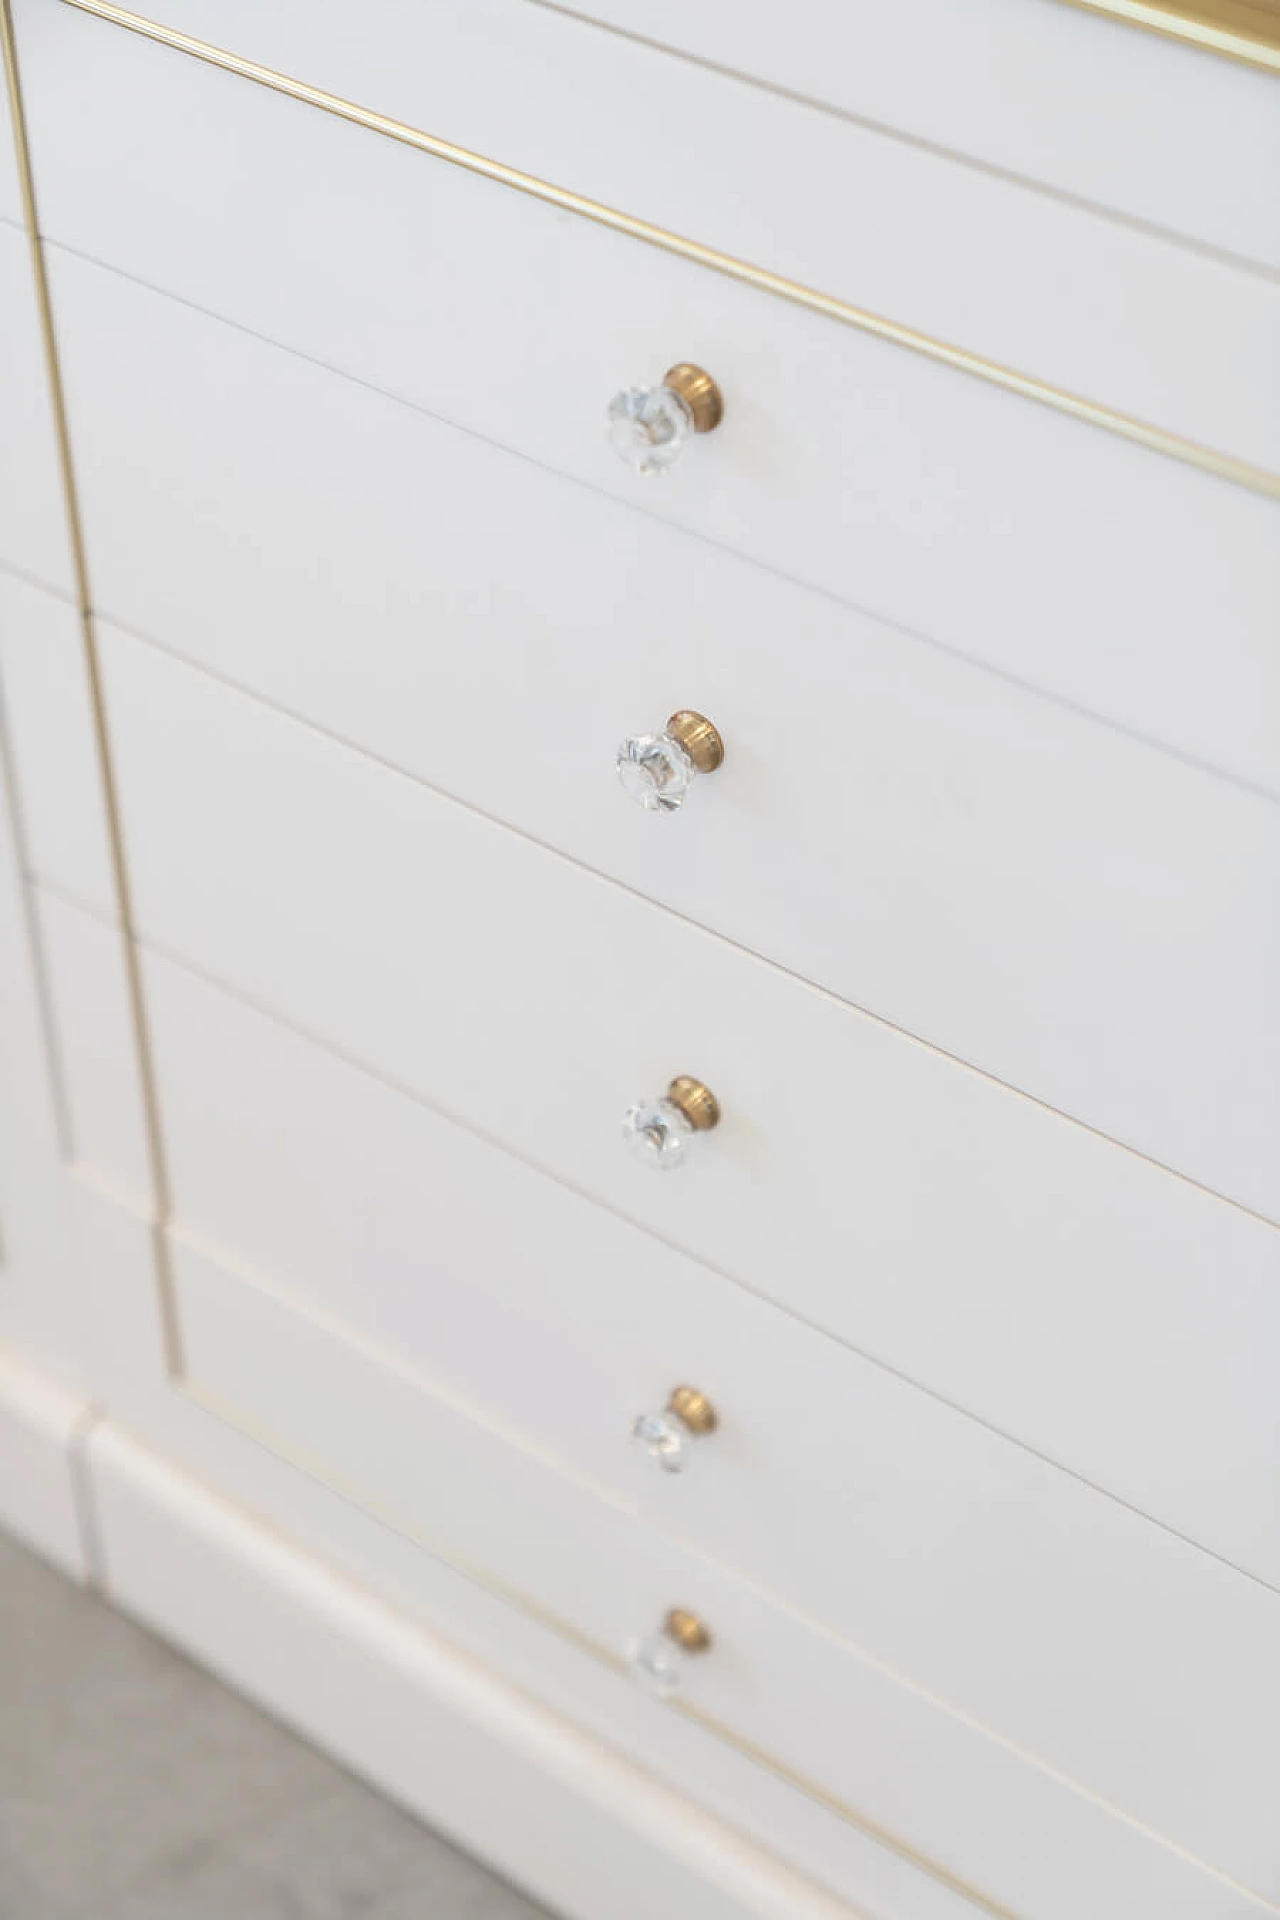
left=1, top=0, right=183, bottom=1374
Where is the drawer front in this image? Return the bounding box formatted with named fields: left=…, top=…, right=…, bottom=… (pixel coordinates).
left=22, top=2, right=1280, bottom=793
left=48, top=255, right=1280, bottom=1219
left=25, top=0, right=1280, bottom=470
left=81, top=0, right=1280, bottom=272
left=172, top=1236, right=1271, bottom=1920
left=132, top=933, right=1280, bottom=1894
left=81, top=622, right=1280, bottom=1594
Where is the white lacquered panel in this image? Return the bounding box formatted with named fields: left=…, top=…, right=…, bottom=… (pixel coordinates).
left=537, top=0, right=1280, bottom=269
left=126, top=935, right=1280, bottom=1896
left=79, top=627, right=1280, bottom=1592
left=21, top=0, right=1280, bottom=470
left=19, top=10, right=1280, bottom=791
left=173, top=1237, right=1276, bottom=1920
left=41, top=263, right=1280, bottom=1217
left=86, top=1420, right=871, bottom=1920
left=0, top=569, right=112, bottom=911
left=0, top=36, right=20, bottom=227
left=94, top=0, right=1280, bottom=271
left=0, top=224, right=73, bottom=597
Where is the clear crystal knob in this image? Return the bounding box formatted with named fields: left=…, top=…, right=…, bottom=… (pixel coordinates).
left=632, top=1387, right=719, bottom=1473
left=622, top=1094, right=693, bottom=1170
left=632, top=1409, right=688, bottom=1471
left=625, top=1609, right=712, bottom=1698
left=607, top=363, right=723, bottom=475
left=622, top=1077, right=720, bottom=1171
left=616, top=710, right=724, bottom=814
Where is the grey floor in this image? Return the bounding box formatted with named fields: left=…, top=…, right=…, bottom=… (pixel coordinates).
left=0, top=1532, right=551, bottom=1919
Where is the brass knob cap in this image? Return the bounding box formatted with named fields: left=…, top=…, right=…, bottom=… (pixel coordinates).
left=662, top=363, right=724, bottom=435
left=664, top=1608, right=713, bottom=1654
left=665, top=710, right=725, bottom=774
left=667, top=1385, right=718, bottom=1435
left=665, top=1076, right=720, bottom=1132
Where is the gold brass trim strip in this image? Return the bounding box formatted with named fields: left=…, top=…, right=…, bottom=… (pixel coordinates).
left=1062, top=0, right=1280, bottom=71
left=58, top=0, right=1280, bottom=502
left=1, top=0, right=184, bottom=1373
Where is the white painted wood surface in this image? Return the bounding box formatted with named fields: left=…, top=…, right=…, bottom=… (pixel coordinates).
left=48, top=1184, right=989, bottom=1920
left=17, top=16, right=1280, bottom=793
left=101, top=0, right=1280, bottom=270
left=118, top=933, right=1280, bottom=1888
left=36, top=261, right=1280, bottom=1213
left=0, top=227, right=73, bottom=598
left=0, top=577, right=101, bottom=1394
left=5, top=11, right=1276, bottom=1911
left=20, top=0, right=1279, bottom=469
left=0, top=570, right=112, bottom=910
left=34, top=889, right=151, bottom=1210
left=170, top=1236, right=1274, bottom=1919
left=42, top=633, right=1277, bottom=1590
left=85, top=1416, right=986, bottom=1920
left=0, top=31, right=21, bottom=226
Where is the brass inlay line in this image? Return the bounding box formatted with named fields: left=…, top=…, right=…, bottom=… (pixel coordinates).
left=1, top=0, right=184, bottom=1374
left=59, top=0, right=1280, bottom=502
left=1063, top=0, right=1280, bottom=69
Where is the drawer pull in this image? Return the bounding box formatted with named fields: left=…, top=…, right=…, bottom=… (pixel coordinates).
left=616, top=708, right=725, bottom=814
left=626, top=1608, right=713, bottom=1698
left=623, top=1075, right=720, bottom=1170
left=607, top=362, right=723, bottom=475
left=632, top=1385, right=719, bottom=1473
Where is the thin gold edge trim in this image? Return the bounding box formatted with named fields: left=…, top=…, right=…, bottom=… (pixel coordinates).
left=0, top=0, right=184, bottom=1374
left=176, top=1366, right=1021, bottom=1920
left=1060, top=0, right=1280, bottom=71
left=57, top=0, right=1280, bottom=504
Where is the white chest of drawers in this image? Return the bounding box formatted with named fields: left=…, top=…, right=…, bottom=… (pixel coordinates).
left=1, top=4, right=1278, bottom=1917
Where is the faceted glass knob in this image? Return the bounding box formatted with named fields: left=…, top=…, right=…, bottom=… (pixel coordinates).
left=607, top=383, right=693, bottom=476
left=631, top=1410, right=688, bottom=1472
left=632, top=1387, right=719, bottom=1473
left=626, top=1609, right=712, bottom=1698
left=622, top=1077, right=720, bottom=1171
left=622, top=1094, right=693, bottom=1170
left=626, top=1631, right=687, bottom=1698
left=607, top=363, right=724, bottom=476
left=616, top=710, right=724, bottom=814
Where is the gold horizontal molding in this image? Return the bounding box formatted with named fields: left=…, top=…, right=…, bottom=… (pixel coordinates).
left=1063, top=0, right=1280, bottom=70
left=60, top=0, right=1280, bottom=502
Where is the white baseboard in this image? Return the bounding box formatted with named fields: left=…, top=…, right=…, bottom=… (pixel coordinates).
left=0, top=1347, right=94, bottom=1580
left=83, top=1414, right=863, bottom=1920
